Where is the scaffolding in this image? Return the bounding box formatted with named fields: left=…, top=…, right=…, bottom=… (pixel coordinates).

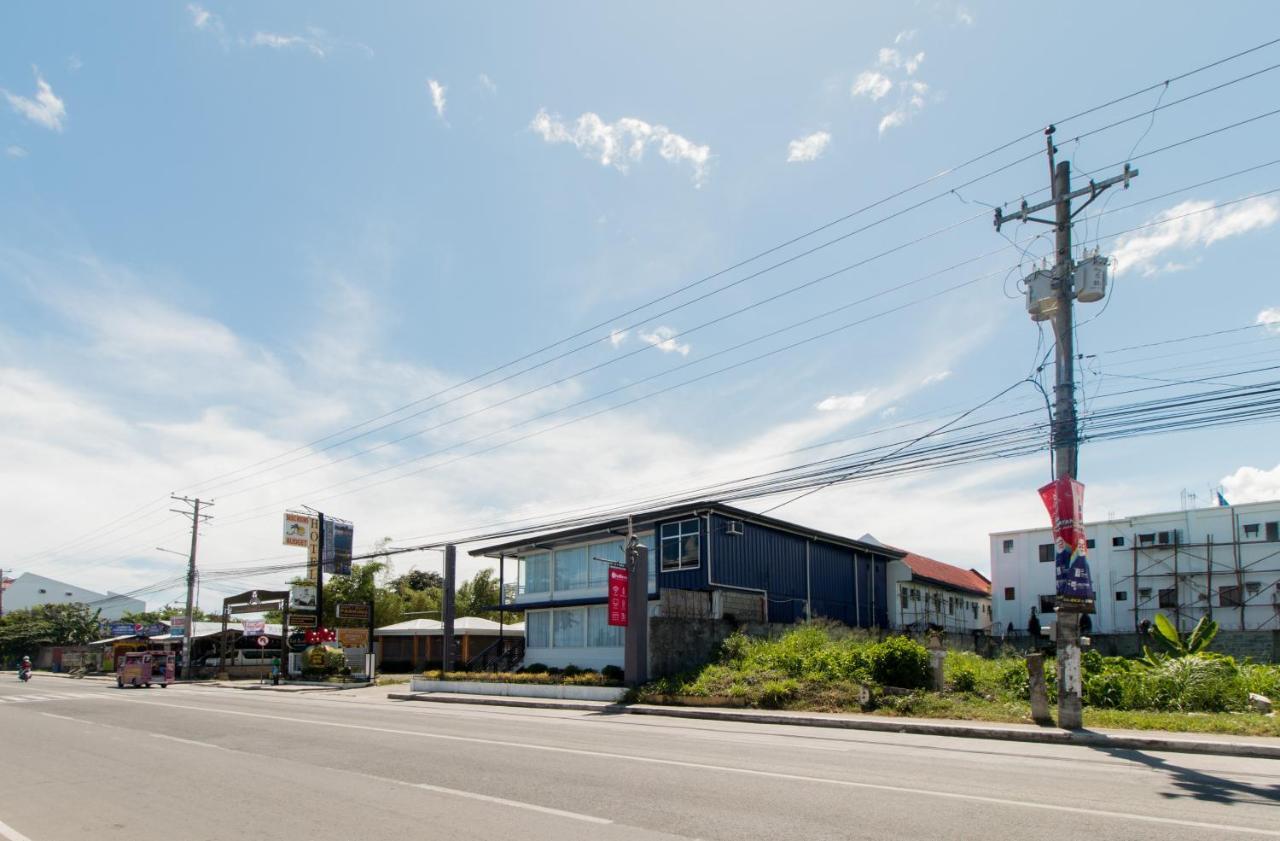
left=1121, top=511, right=1280, bottom=633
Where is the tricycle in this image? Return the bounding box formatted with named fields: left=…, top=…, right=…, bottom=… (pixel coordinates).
left=117, top=650, right=174, bottom=688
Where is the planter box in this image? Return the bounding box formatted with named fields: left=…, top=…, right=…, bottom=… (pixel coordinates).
left=409, top=677, right=626, bottom=702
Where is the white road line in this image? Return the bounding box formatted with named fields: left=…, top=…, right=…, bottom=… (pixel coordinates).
left=40, top=713, right=97, bottom=726
left=150, top=733, right=224, bottom=750
left=410, top=782, right=611, bottom=824
left=0, top=816, right=34, bottom=841
left=98, top=695, right=1280, bottom=837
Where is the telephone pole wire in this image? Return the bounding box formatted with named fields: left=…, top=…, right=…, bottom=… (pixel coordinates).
left=171, top=495, right=213, bottom=681
left=996, top=125, right=1138, bottom=728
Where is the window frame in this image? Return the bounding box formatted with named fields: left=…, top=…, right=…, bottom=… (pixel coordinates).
left=1114, top=591, right=1128, bottom=602
left=1158, top=587, right=1177, bottom=609
left=1003, top=587, right=1016, bottom=601
left=1001, top=539, right=1014, bottom=554
left=1112, top=536, right=1125, bottom=547
left=659, top=518, right=701, bottom=572
left=1038, top=543, right=1055, bottom=564
left=1038, top=595, right=1057, bottom=614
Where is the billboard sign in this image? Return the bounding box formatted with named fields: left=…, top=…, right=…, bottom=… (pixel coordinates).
left=290, top=585, right=317, bottom=612
left=323, top=521, right=354, bottom=576
left=608, top=567, right=628, bottom=627
left=243, top=619, right=266, bottom=636
left=169, top=616, right=187, bottom=637
left=337, top=628, right=369, bottom=649
left=290, top=613, right=317, bottom=628
left=1039, top=477, right=1096, bottom=613
left=283, top=512, right=316, bottom=547
left=109, top=622, right=137, bottom=637
left=335, top=602, right=370, bottom=622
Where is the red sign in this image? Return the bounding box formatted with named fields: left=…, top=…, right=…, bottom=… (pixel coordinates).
left=1038, top=477, right=1096, bottom=612
left=608, top=567, right=629, bottom=627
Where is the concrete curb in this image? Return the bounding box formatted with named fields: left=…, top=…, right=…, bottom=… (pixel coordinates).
left=389, top=692, right=1280, bottom=760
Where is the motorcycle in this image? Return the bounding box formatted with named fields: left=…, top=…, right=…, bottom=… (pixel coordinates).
left=19, top=667, right=32, bottom=683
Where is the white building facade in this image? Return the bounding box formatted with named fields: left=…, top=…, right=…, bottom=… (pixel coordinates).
left=991, top=499, right=1280, bottom=635
left=0, top=573, right=145, bottom=621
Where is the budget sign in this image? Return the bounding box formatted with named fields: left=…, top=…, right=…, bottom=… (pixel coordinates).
left=608, top=567, right=628, bottom=627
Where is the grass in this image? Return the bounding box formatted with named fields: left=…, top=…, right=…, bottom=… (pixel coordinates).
left=420, top=669, right=623, bottom=687
left=635, top=624, right=1280, bottom=738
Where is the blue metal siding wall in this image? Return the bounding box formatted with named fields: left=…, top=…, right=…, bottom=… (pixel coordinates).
left=808, top=542, right=856, bottom=627
left=710, top=516, right=806, bottom=601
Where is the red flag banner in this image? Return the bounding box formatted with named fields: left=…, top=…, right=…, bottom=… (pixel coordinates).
left=1038, top=477, right=1096, bottom=612
left=608, top=567, right=629, bottom=627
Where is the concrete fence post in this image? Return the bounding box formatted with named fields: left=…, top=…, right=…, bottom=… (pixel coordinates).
left=1026, top=653, right=1052, bottom=725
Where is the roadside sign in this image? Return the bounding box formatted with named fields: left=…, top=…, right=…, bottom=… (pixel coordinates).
left=141, top=623, right=166, bottom=637
left=335, top=602, right=370, bottom=621
left=256, top=635, right=270, bottom=648
left=283, top=511, right=316, bottom=547
left=243, top=619, right=265, bottom=636
left=323, top=521, right=354, bottom=575
left=287, top=630, right=308, bottom=653
left=230, top=602, right=282, bottom=615
left=109, top=622, right=135, bottom=637
left=290, top=585, right=317, bottom=611
left=290, top=614, right=317, bottom=628
left=169, top=616, right=188, bottom=637
left=608, top=567, right=628, bottom=627
left=337, top=628, right=368, bottom=649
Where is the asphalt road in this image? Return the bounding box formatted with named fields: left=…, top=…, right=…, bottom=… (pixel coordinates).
left=0, top=676, right=1277, bottom=841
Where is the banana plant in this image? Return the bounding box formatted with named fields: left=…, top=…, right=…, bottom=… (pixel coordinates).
left=1142, top=613, right=1218, bottom=666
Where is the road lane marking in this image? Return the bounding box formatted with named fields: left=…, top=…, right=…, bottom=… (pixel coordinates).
left=40, top=713, right=98, bottom=726
left=150, top=733, right=225, bottom=750
left=95, top=694, right=1280, bottom=836
left=410, top=782, right=611, bottom=824
left=0, top=817, right=34, bottom=841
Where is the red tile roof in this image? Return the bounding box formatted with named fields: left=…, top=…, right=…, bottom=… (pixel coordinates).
left=901, top=552, right=991, bottom=597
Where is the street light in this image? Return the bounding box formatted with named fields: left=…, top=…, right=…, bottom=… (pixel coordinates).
left=155, top=547, right=187, bottom=558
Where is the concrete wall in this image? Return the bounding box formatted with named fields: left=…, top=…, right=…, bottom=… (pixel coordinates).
left=1088, top=630, right=1280, bottom=663
left=648, top=617, right=790, bottom=677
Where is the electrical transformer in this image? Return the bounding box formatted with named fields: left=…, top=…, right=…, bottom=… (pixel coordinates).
left=1024, top=269, right=1056, bottom=322
left=1075, top=252, right=1108, bottom=303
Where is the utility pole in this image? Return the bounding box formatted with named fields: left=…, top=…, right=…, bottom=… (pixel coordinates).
left=171, top=495, right=213, bottom=681
left=442, top=545, right=456, bottom=672
left=996, top=126, right=1137, bottom=729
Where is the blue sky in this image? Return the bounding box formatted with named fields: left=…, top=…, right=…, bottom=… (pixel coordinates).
left=3, top=2, right=1279, bottom=609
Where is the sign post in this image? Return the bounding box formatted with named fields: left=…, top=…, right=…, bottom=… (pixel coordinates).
left=608, top=567, right=628, bottom=627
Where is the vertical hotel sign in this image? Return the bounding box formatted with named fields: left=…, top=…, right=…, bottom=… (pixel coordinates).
left=608, top=567, right=629, bottom=626
left=1038, top=477, right=1095, bottom=612
left=283, top=511, right=320, bottom=582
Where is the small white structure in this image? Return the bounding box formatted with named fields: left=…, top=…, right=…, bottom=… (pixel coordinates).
left=1, top=573, right=144, bottom=620
left=374, top=617, right=524, bottom=671
left=991, top=498, right=1280, bottom=635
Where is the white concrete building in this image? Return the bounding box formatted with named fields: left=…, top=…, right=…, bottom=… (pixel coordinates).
left=887, top=552, right=992, bottom=633
left=0, top=572, right=145, bottom=620
left=991, top=499, right=1280, bottom=635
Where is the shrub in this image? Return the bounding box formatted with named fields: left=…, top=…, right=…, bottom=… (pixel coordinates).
left=523, top=663, right=548, bottom=674
left=562, top=665, right=583, bottom=677
left=868, top=635, right=930, bottom=690
left=950, top=664, right=978, bottom=694
left=601, top=665, right=625, bottom=682
left=759, top=678, right=799, bottom=708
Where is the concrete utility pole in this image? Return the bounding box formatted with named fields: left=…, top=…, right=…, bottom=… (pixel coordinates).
left=624, top=535, right=649, bottom=686
left=996, top=126, right=1137, bottom=729
left=171, top=495, right=213, bottom=681
left=442, top=544, right=456, bottom=672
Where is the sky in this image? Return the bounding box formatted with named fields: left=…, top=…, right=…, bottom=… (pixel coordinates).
left=2, top=2, right=1279, bottom=612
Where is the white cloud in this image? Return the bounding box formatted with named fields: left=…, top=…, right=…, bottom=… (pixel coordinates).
left=1221, top=463, right=1280, bottom=504
left=1111, top=196, right=1280, bottom=277
left=67, top=55, right=83, bottom=73
left=787, top=130, right=831, bottom=163
left=638, top=326, right=691, bottom=356
left=920, top=370, right=951, bottom=386
left=956, top=5, right=975, bottom=26
left=1258, top=307, right=1280, bottom=334
left=5, top=145, right=26, bottom=158
left=529, top=109, right=712, bottom=186
left=3, top=69, right=67, bottom=132
left=817, top=392, right=871, bottom=413
left=881, top=406, right=899, bottom=418
left=609, top=328, right=628, bottom=348
left=188, top=3, right=220, bottom=31
left=478, top=73, right=497, bottom=94
left=427, top=79, right=447, bottom=120
left=248, top=30, right=328, bottom=57
left=851, top=40, right=932, bottom=135
left=851, top=71, right=893, bottom=101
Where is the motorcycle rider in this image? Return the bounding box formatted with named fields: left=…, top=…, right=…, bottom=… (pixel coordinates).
left=18, top=655, right=32, bottom=681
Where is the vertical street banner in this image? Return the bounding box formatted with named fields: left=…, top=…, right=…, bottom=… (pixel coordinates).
left=1039, top=477, right=1095, bottom=612
left=608, top=566, right=629, bottom=626
left=323, top=521, right=354, bottom=575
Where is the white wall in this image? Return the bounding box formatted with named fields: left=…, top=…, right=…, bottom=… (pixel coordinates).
left=2, top=573, right=144, bottom=621
left=991, top=499, right=1280, bottom=634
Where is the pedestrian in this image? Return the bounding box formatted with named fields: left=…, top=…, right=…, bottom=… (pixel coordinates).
left=1080, top=613, right=1092, bottom=635
left=1028, top=607, right=1041, bottom=639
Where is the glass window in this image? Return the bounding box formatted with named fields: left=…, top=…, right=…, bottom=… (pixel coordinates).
left=1114, top=591, right=1128, bottom=602
left=553, top=607, right=585, bottom=648
left=1038, top=543, right=1054, bottom=563
left=1219, top=585, right=1242, bottom=608
left=554, top=546, right=588, bottom=591
left=1001, top=539, right=1013, bottom=553
left=588, top=605, right=623, bottom=647
left=1004, top=587, right=1015, bottom=601
left=526, top=611, right=550, bottom=648
left=1039, top=595, right=1056, bottom=614
left=1158, top=587, right=1177, bottom=608
left=660, top=519, right=700, bottom=571
left=1112, top=536, right=1125, bottom=547
left=521, top=553, right=550, bottom=594
left=588, top=540, right=625, bottom=587
left=1266, top=522, right=1279, bottom=542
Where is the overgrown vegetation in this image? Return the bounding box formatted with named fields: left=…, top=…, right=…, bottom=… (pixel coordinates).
left=634, top=621, right=1280, bottom=735
left=420, top=668, right=622, bottom=687
left=0, top=603, right=102, bottom=663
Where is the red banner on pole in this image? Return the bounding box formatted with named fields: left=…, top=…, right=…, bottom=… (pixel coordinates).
left=1038, top=477, right=1096, bottom=612
left=608, top=567, right=629, bottom=627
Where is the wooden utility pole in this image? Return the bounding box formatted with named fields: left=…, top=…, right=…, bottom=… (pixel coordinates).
left=171, top=495, right=212, bottom=680
left=442, top=544, right=456, bottom=672
left=997, top=126, right=1138, bottom=729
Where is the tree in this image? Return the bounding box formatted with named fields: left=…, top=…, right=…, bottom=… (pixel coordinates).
left=1142, top=613, right=1218, bottom=666
left=455, top=568, right=521, bottom=623
left=391, top=569, right=444, bottom=594
left=0, top=603, right=103, bottom=661
left=121, top=605, right=214, bottom=626
left=313, top=561, right=404, bottom=629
